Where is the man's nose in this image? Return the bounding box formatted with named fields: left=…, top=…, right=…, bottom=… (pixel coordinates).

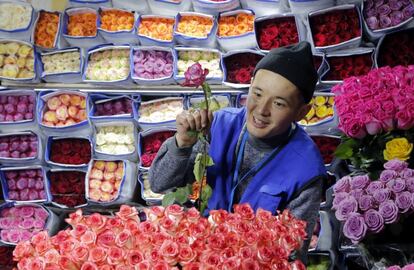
left=256, top=99, right=271, bottom=116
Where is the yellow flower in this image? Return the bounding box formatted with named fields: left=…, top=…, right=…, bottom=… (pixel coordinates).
left=383, top=138, right=413, bottom=161
left=316, top=105, right=329, bottom=118
left=314, top=96, right=326, bottom=106
left=305, top=106, right=315, bottom=120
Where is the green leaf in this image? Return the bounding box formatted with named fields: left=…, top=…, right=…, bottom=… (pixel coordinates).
left=187, top=130, right=198, bottom=138
left=193, top=153, right=205, bottom=182
left=175, top=187, right=191, bottom=204
left=335, top=138, right=358, bottom=159
left=162, top=193, right=175, bottom=206
left=199, top=201, right=208, bottom=214
left=205, top=156, right=214, bottom=166
left=201, top=184, right=212, bottom=201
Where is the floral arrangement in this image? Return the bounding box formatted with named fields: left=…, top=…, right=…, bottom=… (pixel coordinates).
left=132, top=49, right=174, bottom=80
left=93, top=97, right=133, bottom=117
left=310, top=8, right=360, bottom=47
left=256, top=17, right=299, bottom=50
left=67, top=12, right=97, bottom=37
left=138, top=17, right=175, bottom=41
left=87, top=160, right=124, bottom=203
left=13, top=204, right=307, bottom=269
left=333, top=65, right=414, bottom=175
left=0, top=205, right=49, bottom=244
left=99, top=9, right=134, bottom=32
left=387, top=263, right=414, bottom=270
left=0, top=41, right=35, bottom=79
left=95, top=125, right=135, bottom=155
left=311, top=135, right=341, bottom=164
left=323, top=53, right=373, bottom=81
left=140, top=131, right=175, bottom=167
left=224, top=52, right=263, bottom=84
left=0, top=133, right=38, bottom=159
left=34, top=11, right=60, bottom=49
left=377, top=28, right=414, bottom=67
left=363, top=0, right=414, bottom=30
left=42, top=94, right=87, bottom=127
left=41, top=50, right=81, bottom=74
left=217, top=12, right=254, bottom=37
left=332, top=159, right=414, bottom=243
left=0, top=246, right=16, bottom=269
left=85, top=48, right=130, bottom=81
left=50, top=138, right=91, bottom=165
left=176, top=15, right=213, bottom=38
left=0, top=94, right=35, bottom=123
left=3, top=169, right=48, bottom=201
left=0, top=2, right=32, bottom=30
left=49, top=170, right=86, bottom=207
left=177, top=50, right=222, bottom=78
left=138, top=98, right=183, bottom=123
left=299, top=95, right=335, bottom=126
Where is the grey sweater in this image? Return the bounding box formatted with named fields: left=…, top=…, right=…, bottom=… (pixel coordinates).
left=149, top=134, right=322, bottom=263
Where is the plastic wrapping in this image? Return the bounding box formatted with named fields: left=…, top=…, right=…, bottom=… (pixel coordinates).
left=89, top=93, right=140, bottom=123
left=31, top=10, right=67, bottom=51
left=174, top=12, right=217, bottom=48
left=192, top=0, right=240, bottom=16
left=148, top=0, right=193, bottom=16
left=241, top=0, right=287, bottom=17
left=40, top=47, right=83, bottom=83
left=289, top=0, right=335, bottom=14
left=68, top=0, right=112, bottom=8
left=112, top=0, right=150, bottom=14
left=0, top=131, right=43, bottom=166
left=0, top=1, right=35, bottom=42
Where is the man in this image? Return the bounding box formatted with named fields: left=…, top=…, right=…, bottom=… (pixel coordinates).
left=149, top=42, right=327, bottom=260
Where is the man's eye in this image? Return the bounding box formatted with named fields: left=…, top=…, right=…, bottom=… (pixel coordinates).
left=254, top=92, right=261, bottom=97
left=274, top=101, right=286, bottom=107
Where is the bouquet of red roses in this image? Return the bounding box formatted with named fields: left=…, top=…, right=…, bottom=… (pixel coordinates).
left=255, top=16, right=299, bottom=51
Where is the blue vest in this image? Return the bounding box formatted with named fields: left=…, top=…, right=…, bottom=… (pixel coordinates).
left=206, top=107, right=326, bottom=214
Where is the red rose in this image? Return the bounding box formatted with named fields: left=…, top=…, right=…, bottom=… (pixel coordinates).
left=235, top=68, right=251, bottom=84
left=141, top=154, right=152, bottom=167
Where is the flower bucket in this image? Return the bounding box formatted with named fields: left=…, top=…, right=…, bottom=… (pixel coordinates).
left=31, top=10, right=67, bottom=51
left=98, top=7, right=139, bottom=45
left=0, top=1, right=35, bottom=42
left=0, top=131, right=42, bottom=166
left=138, top=170, right=164, bottom=205
left=241, top=0, right=287, bottom=17
left=112, top=0, right=150, bottom=14
left=68, top=0, right=112, bottom=8
left=173, top=47, right=223, bottom=85
left=138, top=97, right=185, bottom=130
left=192, top=0, right=240, bottom=16
left=89, top=93, right=140, bottom=123
left=40, top=47, right=83, bottom=83
left=136, top=14, right=176, bottom=47
left=174, top=12, right=217, bottom=48
left=148, top=0, right=193, bottom=16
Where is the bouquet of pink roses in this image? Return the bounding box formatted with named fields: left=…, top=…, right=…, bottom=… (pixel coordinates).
left=13, top=204, right=307, bottom=269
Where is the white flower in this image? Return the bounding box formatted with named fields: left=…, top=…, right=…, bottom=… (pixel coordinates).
left=0, top=3, right=32, bottom=30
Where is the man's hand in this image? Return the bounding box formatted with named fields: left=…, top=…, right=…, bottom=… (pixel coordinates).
left=175, top=109, right=213, bottom=148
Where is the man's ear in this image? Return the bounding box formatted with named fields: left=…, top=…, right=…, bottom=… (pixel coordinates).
left=295, top=103, right=312, bottom=122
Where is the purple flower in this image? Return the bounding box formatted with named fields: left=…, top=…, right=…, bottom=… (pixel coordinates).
left=33, top=218, right=45, bottom=229
left=5, top=171, right=17, bottom=180
left=138, top=71, right=153, bottom=79
left=19, top=217, right=35, bottom=229
left=0, top=229, right=9, bottom=242
left=379, top=200, right=399, bottom=224
left=403, top=5, right=414, bottom=19
left=373, top=188, right=392, bottom=204
left=380, top=169, right=398, bottom=183
left=395, top=191, right=412, bottom=213
left=164, top=63, right=173, bottom=75
left=365, top=0, right=374, bottom=10
left=359, top=195, right=375, bottom=211
left=7, top=179, right=16, bottom=190
left=387, top=266, right=402, bottom=270
left=400, top=168, right=414, bottom=178
left=155, top=51, right=166, bottom=59
left=7, top=229, right=21, bottom=243
left=390, top=11, right=404, bottom=25
left=134, top=51, right=145, bottom=63
left=366, top=181, right=384, bottom=195
left=335, top=196, right=358, bottom=221
left=333, top=176, right=351, bottom=193
left=153, top=58, right=167, bottom=74
left=365, top=8, right=377, bottom=18
left=350, top=189, right=365, bottom=202
left=350, top=175, right=370, bottom=190
left=366, top=16, right=379, bottom=30
left=166, top=53, right=173, bottom=64
left=20, top=206, right=35, bottom=218
left=389, top=0, right=403, bottom=11
left=8, top=191, right=19, bottom=200
left=134, top=64, right=145, bottom=75
left=375, top=0, right=385, bottom=8
left=384, top=159, right=408, bottom=171
left=0, top=217, right=12, bottom=229
left=377, top=4, right=392, bottom=16
left=332, top=192, right=349, bottom=209
left=364, top=209, right=384, bottom=233
left=406, top=177, right=414, bottom=193
left=34, top=208, right=48, bottom=220
left=16, top=177, right=28, bottom=190
left=35, top=180, right=44, bottom=190
left=144, top=61, right=154, bottom=73
left=386, top=178, right=406, bottom=193
left=181, top=63, right=209, bottom=88
left=343, top=213, right=367, bottom=243
left=19, top=230, right=32, bottom=241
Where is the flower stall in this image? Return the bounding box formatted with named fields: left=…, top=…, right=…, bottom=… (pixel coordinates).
left=1, top=0, right=414, bottom=269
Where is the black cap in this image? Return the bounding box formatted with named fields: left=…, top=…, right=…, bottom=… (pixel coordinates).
left=253, top=41, right=317, bottom=103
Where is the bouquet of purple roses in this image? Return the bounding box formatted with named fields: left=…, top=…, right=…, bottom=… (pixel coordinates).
left=332, top=159, right=414, bottom=243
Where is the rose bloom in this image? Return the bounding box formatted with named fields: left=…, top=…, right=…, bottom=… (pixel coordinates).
left=383, top=138, right=413, bottom=161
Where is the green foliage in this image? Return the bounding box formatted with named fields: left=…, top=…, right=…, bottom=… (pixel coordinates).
left=161, top=184, right=192, bottom=206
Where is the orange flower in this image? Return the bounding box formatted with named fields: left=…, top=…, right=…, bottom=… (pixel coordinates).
left=67, top=12, right=97, bottom=37
left=138, top=17, right=174, bottom=41
left=100, top=9, right=134, bottom=32
left=176, top=15, right=213, bottom=38
left=34, top=11, right=60, bottom=48
left=218, top=13, right=254, bottom=37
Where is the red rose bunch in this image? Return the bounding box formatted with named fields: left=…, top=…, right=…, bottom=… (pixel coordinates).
left=224, top=53, right=263, bottom=84
left=3, top=169, right=47, bottom=201
left=141, top=131, right=175, bottom=167
left=50, top=138, right=91, bottom=165
left=323, top=54, right=373, bottom=81
left=256, top=17, right=299, bottom=50
left=310, top=8, right=361, bottom=47
left=0, top=246, right=16, bottom=269
left=311, top=136, right=341, bottom=164
left=49, top=171, right=86, bottom=207
left=378, top=29, right=414, bottom=67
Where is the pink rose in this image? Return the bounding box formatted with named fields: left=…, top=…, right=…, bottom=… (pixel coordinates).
left=344, top=119, right=367, bottom=139
left=127, top=249, right=144, bottom=266
left=72, top=245, right=89, bottom=263
left=396, top=109, right=413, bottom=130
left=181, top=63, right=209, bottom=88
left=89, top=246, right=107, bottom=264
left=365, top=119, right=383, bottom=135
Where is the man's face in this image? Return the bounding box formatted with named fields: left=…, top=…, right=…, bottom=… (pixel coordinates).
left=246, top=69, right=311, bottom=139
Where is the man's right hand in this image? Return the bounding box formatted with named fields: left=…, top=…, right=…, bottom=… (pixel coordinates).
left=175, top=109, right=213, bottom=148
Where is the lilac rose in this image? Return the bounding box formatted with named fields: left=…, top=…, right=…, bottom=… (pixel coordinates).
left=335, top=196, right=358, bottom=221
left=366, top=181, right=384, bottom=195
left=379, top=200, right=399, bottom=224
left=389, top=0, right=403, bottom=11
left=350, top=175, right=370, bottom=190
left=386, top=178, right=406, bottom=193
left=366, top=16, right=379, bottom=30
left=350, top=189, right=365, bottom=202
left=395, top=191, right=412, bottom=213
left=406, top=177, right=414, bottom=193
left=402, top=5, right=414, bottom=20
left=384, top=159, right=408, bottom=172
left=380, top=169, right=398, bottom=183
left=390, top=11, right=404, bottom=25
left=377, top=4, right=392, bottom=16
left=402, top=263, right=414, bottom=270
left=399, top=168, right=414, bottom=178
left=359, top=195, right=375, bottom=211
left=332, top=192, right=350, bottom=210
left=373, top=188, right=392, bottom=204
left=333, top=176, right=351, bottom=193
left=364, top=209, right=384, bottom=233
left=343, top=213, right=367, bottom=243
